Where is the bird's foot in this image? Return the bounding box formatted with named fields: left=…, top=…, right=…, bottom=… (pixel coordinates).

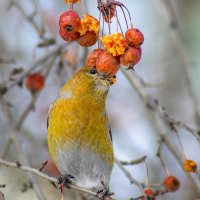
left=57, top=174, right=75, bottom=189
left=96, top=186, right=114, bottom=200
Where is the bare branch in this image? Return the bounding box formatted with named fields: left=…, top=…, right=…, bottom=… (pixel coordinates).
left=0, top=158, right=114, bottom=199
left=121, top=69, right=200, bottom=143
left=119, top=156, right=147, bottom=166
left=1, top=98, right=46, bottom=200
left=114, top=158, right=145, bottom=195
left=160, top=0, right=200, bottom=124
left=120, top=68, right=200, bottom=194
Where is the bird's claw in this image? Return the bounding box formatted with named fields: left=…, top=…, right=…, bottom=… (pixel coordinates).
left=96, top=187, right=114, bottom=199
left=57, top=174, right=75, bottom=189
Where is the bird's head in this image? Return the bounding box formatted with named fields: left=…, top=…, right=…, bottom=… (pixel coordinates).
left=59, top=66, right=116, bottom=99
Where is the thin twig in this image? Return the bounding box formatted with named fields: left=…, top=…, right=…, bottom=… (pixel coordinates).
left=119, top=156, right=147, bottom=166
left=114, top=158, right=145, bottom=195
left=11, top=0, right=42, bottom=37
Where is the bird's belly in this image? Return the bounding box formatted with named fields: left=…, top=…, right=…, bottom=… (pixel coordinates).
left=54, top=142, right=113, bottom=189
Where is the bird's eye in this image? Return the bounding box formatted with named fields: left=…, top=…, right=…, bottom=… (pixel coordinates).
left=90, top=69, right=96, bottom=74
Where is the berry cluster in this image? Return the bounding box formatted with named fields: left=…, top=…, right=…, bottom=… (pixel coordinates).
left=59, top=4, right=99, bottom=47
left=58, top=0, right=144, bottom=77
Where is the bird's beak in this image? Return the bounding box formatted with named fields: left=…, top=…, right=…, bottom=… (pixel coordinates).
left=100, top=75, right=116, bottom=86
left=107, top=76, right=116, bottom=85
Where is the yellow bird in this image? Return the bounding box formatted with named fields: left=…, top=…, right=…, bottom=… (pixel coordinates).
left=47, top=66, right=115, bottom=199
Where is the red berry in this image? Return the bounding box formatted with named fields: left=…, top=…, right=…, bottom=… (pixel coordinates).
left=96, top=51, right=120, bottom=76
left=59, top=10, right=81, bottom=42
left=125, top=28, right=144, bottom=47
left=144, top=188, right=154, bottom=196
left=85, top=48, right=104, bottom=68
left=25, top=73, right=45, bottom=93
left=77, top=31, right=98, bottom=47
left=120, top=46, right=141, bottom=68
left=163, top=176, right=180, bottom=192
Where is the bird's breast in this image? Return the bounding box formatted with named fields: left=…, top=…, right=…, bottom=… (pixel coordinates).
left=47, top=97, right=114, bottom=165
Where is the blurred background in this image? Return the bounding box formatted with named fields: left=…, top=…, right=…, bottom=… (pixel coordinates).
left=0, top=0, right=200, bottom=199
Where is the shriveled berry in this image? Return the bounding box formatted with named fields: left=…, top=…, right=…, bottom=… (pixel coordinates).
left=125, top=28, right=144, bottom=47
left=85, top=49, right=104, bottom=68
left=120, top=46, right=141, bottom=68
left=103, top=5, right=116, bottom=23
left=96, top=51, right=120, bottom=76
left=184, top=160, right=197, bottom=173
left=25, top=73, right=45, bottom=93
left=163, top=176, right=180, bottom=192
left=59, top=10, right=81, bottom=42
left=77, top=31, right=98, bottom=47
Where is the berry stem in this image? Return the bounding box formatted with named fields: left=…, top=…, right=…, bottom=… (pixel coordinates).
left=115, top=10, right=123, bottom=34
left=160, top=155, right=170, bottom=177
left=98, top=9, right=102, bottom=49
left=175, top=131, right=187, bottom=160
left=70, top=0, right=73, bottom=10
left=144, top=160, right=150, bottom=189
left=119, top=5, right=128, bottom=29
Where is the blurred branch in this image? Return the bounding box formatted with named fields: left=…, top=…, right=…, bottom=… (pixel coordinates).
left=0, top=158, right=115, bottom=200
left=1, top=98, right=47, bottom=200
left=119, top=156, right=147, bottom=166
left=11, top=0, right=43, bottom=37
left=16, top=57, right=57, bottom=130
left=0, top=192, right=5, bottom=200
left=121, top=68, right=200, bottom=194
left=0, top=57, right=15, bottom=64
left=160, top=0, right=200, bottom=125
left=153, top=114, right=200, bottom=194
left=121, top=69, right=200, bottom=143
left=114, top=158, right=145, bottom=197
left=0, top=43, right=67, bottom=95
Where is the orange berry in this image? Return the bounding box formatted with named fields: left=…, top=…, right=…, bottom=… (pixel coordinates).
left=59, top=10, right=81, bottom=42
left=65, top=0, right=80, bottom=3
left=163, top=176, right=180, bottom=192
left=144, top=188, right=154, bottom=196
left=79, top=15, right=99, bottom=36
left=25, top=73, right=45, bottom=93
left=125, top=28, right=144, bottom=47
left=184, top=160, right=197, bottom=173
left=120, top=46, right=141, bottom=68
left=85, top=49, right=104, bottom=68
left=96, top=51, right=120, bottom=76
left=77, top=31, right=98, bottom=47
